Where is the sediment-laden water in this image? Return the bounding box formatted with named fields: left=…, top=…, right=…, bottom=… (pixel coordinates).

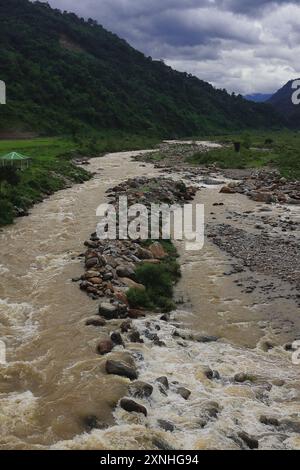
left=0, top=147, right=299, bottom=450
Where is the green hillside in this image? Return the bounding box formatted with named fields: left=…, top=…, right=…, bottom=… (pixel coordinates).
left=0, top=0, right=283, bottom=137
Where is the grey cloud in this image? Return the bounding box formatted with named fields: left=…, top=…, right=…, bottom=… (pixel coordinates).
left=45, top=0, right=300, bottom=94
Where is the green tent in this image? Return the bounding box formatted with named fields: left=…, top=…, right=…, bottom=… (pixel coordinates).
left=0, top=152, right=31, bottom=168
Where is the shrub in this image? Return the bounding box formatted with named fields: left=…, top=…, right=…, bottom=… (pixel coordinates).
left=0, top=198, right=14, bottom=225
left=126, top=288, right=152, bottom=309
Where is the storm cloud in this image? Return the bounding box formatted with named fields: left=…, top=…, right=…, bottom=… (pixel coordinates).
left=45, top=0, right=300, bottom=94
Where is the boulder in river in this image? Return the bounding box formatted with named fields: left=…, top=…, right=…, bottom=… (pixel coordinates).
left=238, top=431, right=259, bottom=450
left=157, top=419, right=175, bottom=432
left=176, top=387, right=191, bottom=400
left=99, top=301, right=128, bottom=319
left=120, top=398, right=147, bottom=417
left=85, top=316, right=106, bottom=327
left=129, top=381, right=153, bottom=398
left=97, top=339, right=114, bottom=356
left=106, top=359, right=138, bottom=380
left=156, top=376, right=169, bottom=390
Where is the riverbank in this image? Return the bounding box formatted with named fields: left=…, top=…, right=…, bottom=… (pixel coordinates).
left=0, top=133, right=159, bottom=226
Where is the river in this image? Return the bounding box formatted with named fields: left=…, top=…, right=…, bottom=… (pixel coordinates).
left=0, top=148, right=299, bottom=450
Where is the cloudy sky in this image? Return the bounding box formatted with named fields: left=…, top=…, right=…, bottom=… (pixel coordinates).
left=45, top=0, right=300, bottom=94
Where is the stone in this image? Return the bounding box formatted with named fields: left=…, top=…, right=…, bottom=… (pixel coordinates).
left=156, top=376, right=169, bottom=389
left=260, top=415, right=280, bottom=427
left=238, top=431, right=259, bottom=450
left=234, top=372, right=257, bottom=383
left=85, top=257, right=99, bottom=269
left=250, top=191, right=274, bottom=204
left=177, top=387, right=191, bottom=400
left=127, top=309, right=146, bottom=319
left=85, top=316, right=106, bottom=327
left=99, top=302, right=128, bottom=320
left=137, top=247, right=153, bottom=260
left=129, top=381, right=153, bottom=398
left=220, top=186, right=236, bottom=194
left=105, top=360, right=138, bottom=381
left=157, top=419, right=175, bottom=432
left=116, top=266, right=136, bottom=279
left=119, top=398, right=147, bottom=417
left=149, top=242, right=167, bottom=259
left=97, top=339, right=114, bottom=355
left=89, top=277, right=102, bottom=285
left=128, top=330, right=144, bottom=343
left=120, top=320, right=132, bottom=333
left=120, top=278, right=145, bottom=291
left=160, top=313, right=170, bottom=322
left=110, top=331, right=124, bottom=346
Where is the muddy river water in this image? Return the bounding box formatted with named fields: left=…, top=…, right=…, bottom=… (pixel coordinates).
left=0, top=148, right=299, bottom=450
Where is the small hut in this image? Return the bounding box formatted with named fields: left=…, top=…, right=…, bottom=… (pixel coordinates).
left=0, top=152, right=31, bottom=170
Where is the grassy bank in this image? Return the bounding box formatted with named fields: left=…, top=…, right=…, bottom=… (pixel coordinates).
left=127, top=240, right=181, bottom=313
left=0, top=133, right=159, bottom=226
left=187, top=130, right=300, bottom=179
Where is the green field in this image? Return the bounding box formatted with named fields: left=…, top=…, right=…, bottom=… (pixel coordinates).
left=187, top=130, right=300, bottom=179
left=0, top=133, right=159, bottom=226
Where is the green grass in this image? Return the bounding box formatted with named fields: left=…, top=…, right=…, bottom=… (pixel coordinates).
left=127, top=241, right=181, bottom=313
left=0, top=132, right=160, bottom=226
left=186, top=130, right=300, bottom=179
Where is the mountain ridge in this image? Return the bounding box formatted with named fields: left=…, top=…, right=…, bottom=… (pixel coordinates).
left=0, top=0, right=283, bottom=137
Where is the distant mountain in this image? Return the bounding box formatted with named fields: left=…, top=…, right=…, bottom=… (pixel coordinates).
left=267, top=79, right=300, bottom=127
left=0, top=0, right=284, bottom=136
left=245, top=93, right=273, bottom=103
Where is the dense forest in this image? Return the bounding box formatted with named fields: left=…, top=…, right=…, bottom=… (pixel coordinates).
left=0, top=0, right=284, bottom=137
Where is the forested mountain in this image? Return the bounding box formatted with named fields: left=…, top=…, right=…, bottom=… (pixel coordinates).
left=268, top=79, right=300, bottom=128
left=245, top=94, right=273, bottom=103
left=0, top=0, right=283, bottom=137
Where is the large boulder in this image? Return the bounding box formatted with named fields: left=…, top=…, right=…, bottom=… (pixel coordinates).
left=106, top=360, right=138, bottom=380
left=120, top=278, right=145, bottom=291
left=129, top=381, right=153, bottom=398
left=116, top=265, right=136, bottom=279
left=149, top=242, right=167, bottom=259
left=99, top=301, right=128, bottom=320
left=119, top=398, right=147, bottom=417
left=96, top=339, right=114, bottom=355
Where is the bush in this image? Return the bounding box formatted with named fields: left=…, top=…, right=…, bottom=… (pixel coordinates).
left=126, top=288, right=153, bottom=309
left=0, top=198, right=14, bottom=225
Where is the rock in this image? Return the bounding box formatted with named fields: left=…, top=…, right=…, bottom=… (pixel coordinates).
left=202, top=401, right=220, bottom=418
left=260, top=415, right=280, bottom=427
left=82, top=415, right=106, bottom=431
left=120, top=320, right=132, bottom=333
left=220, top=186, right=236, bottom=194
left=110, top=332, right=124, bottom=346
left=127, top=309, right=146, bottom=319
left=149, top=242, right=167, bottom=259
left=203, top=366, right=214, bottom=380
left=85, top=316, right=106, bottom=327
left=106, top=360, right=138, bottom=381
left=156, top=376, right=169, bottom=390
left=116, top=266, right=136, bottom=279
left=281, top=419, right=300, bottom=433
left=238, top=431, right=259, bottom=450
left=234, top=372, right=257, bottom=383
left=177, top=387, right=191, bottom=400
left=195, top=335, right=219, bottom=343
left=152, top=437, right=175, bottom=451
left=136, top=247, right=153, bottom=260
left=99, top=301, right=128, bottom=320
left=157, top=419, right=175, bottom=432
left=129, top=381, right=153, bottom=398
left=160, top=313, right=170, bottom=322
left=89, top=277, right=102, bottom=285
left=97, top=339, right=114, bottom=355
left=128, top=330, right=144, bottom=343
left=120, top=278, right=145, bottom=291
left=250, top=191, right=274, bottom=204
left=85, top=257, right=99, bottom=269
left=119, top=398, right=147, bottom=417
